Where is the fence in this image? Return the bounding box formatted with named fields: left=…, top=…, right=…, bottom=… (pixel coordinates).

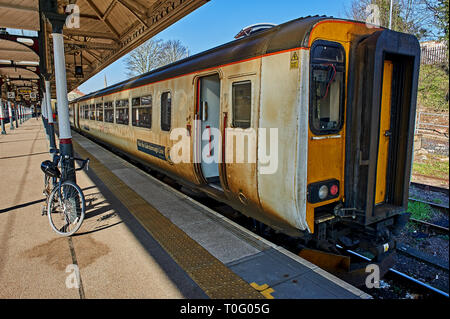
left=420, top=45, right=448, bottom=65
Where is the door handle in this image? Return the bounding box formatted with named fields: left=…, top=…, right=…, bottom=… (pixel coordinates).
left=384, top=130, right=392, bottom=137
left=202, top=101, right=208, bottom=121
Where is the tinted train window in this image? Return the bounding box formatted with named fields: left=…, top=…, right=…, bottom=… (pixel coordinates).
left=104, top=101, right=114, bottom=123
left=161, top=92, right=171, bottom=132
left=96, top=103, right=103, bottom=121
left=310, top=41, right=345, bottom=135
left=84, top=105, right=89, bottom=119
left=89, top=104, right=95, bottom=120
left=115, top=99, right=129, bottom=125
left=232, top=81, right=251, bottom=129
left=132, top=95, right=152, bottom=129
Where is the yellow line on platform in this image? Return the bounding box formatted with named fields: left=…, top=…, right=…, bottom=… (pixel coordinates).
left=72, top=140, right=264, bottom=299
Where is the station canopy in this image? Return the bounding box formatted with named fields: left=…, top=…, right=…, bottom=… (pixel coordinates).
left=0, top=0, right=208, bottom=100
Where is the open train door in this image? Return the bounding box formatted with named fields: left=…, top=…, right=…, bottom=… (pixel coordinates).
left=344, top=30, right=421, bottom=235
left=195, top=74, right=223, bottom=190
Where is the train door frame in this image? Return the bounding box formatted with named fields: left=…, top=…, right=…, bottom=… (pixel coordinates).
left=194, top=73, right=224, bottom=190
left=344, top=30, right=420, bottom=225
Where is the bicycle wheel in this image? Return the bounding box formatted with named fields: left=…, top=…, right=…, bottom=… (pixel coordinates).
left=47, top=181, right=85, bottom=236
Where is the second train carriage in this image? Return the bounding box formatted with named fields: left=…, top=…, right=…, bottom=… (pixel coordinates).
left=69, top=16, right=420, bottom=259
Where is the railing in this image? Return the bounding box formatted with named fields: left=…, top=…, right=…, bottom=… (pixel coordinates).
left=414, top=112, right=449, bottom=156
left=415, top=112, right=449, bottom=136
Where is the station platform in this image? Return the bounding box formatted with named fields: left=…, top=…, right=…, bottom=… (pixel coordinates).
left=0, top=119, right=371, bottom=299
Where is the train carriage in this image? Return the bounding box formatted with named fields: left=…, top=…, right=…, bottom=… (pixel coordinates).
left=69, top=16, right=420, bottom=260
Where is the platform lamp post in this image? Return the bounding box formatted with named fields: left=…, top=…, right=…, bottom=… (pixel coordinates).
left=44, top=8, right=76, bottom=183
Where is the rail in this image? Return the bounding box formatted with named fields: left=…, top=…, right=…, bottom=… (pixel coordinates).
left=342, top=247, right=449, bottom=298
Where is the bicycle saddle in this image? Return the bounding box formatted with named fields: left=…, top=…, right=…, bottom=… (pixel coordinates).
left=41, top=160, right=61, bottom=178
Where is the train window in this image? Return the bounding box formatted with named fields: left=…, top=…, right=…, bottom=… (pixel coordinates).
left=115, top=99, right=129, bottom=125
left=232, top=81, right=251, bottom=129
left=310, top=41, right=345, bottom=135
left=84, top=104, right=89, bottom=119
left=89, top=104, right=95, bottom=120
left=132, top=95, right=152, bottom=129
left=161, top=92, right=171, bottom=132
left=96, top=103, right=103, bottom=122
left=104, top=101, right=114, bottom=123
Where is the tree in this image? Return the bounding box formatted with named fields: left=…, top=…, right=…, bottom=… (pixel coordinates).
left=125, top=39, right=163, bottom=77
left=125, top=39, right=189, bottom=77
left=423, top=0, right=449, bottom=44
left=159, top=40, right=190, bottom=66
left=345, top=0, right=433, bottom=40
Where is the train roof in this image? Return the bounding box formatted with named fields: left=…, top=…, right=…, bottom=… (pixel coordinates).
left=72, top=16, right=354, bottom=103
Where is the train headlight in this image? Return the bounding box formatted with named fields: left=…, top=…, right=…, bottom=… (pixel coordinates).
left=318, top=185, right=328, bottom=200
left=307, top=179, right=340, bottom=204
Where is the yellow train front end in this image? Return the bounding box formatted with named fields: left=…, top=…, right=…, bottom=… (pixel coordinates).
left=303, top=20, right=420, bottom=260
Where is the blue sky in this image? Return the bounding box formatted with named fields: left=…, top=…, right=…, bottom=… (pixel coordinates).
left=78, top=0, right=353, bottom=94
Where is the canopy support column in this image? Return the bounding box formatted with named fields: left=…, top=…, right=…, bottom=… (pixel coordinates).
left=48, top=13, right=76, bottom=183
left=0, top=100, right=6, bottom=134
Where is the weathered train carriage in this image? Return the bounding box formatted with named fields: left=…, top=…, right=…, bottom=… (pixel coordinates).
left=70, top=16, right=420, bottom=258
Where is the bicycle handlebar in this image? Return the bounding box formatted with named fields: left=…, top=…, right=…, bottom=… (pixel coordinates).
left=74, top=157, right=90, bottom=171
left=60, top=155, right=90, bottom=171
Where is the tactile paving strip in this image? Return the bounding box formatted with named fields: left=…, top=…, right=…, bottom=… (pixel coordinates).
left=73, top=140, right=264, bottom=299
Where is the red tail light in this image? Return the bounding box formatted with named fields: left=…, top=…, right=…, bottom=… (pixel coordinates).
left=330, top=184, right=339, bottom=196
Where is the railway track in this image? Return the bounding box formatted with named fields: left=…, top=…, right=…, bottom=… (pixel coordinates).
left=344, top=248, right=449, bottom=299
left=410, top=182, right=449, bottom=194
left=409, top=217, right=449, bottom=235
left=409, top=182, right=449, bottom=214
left=408, top=197, right=449, bottom=211
left=397, top=243, right=449, bottom=271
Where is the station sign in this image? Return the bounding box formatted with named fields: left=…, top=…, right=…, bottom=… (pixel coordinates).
left=7, top=92, right=15, bottom=99
left=18, top=88, right=32, bottom=94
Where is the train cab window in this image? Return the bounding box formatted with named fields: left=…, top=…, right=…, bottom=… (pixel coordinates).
left=96, top=103, right=103, bottom=121
left=232, top=81, right=251, bottom=129
left=116, top=99, right=129, bottom=125
left=89, top=104, right=95, bottom=120
left=161, top=92, right=171, bottom=132
left=310, top=41, right=345, bottom=135
left=132, top=95, right=152, bottom=129
left=104, top=101, right=114, bottom=123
